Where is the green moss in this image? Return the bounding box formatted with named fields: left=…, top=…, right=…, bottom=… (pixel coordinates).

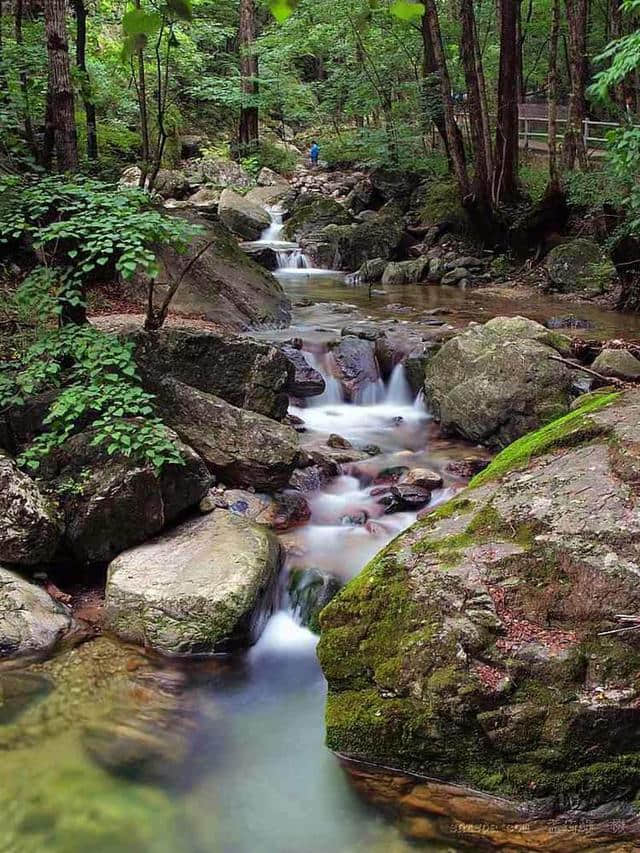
left=419, top=178, right=471, bottom=236
left=470, top=391, right=621, bottom=487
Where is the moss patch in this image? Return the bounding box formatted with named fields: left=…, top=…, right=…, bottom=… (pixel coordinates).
left=470, top=391, right=621, bottom=487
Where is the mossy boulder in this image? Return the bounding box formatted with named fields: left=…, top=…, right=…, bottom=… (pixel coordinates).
left=318, top=389, right=640, bottom=817
left=303, top=209, right=405, bottom=271
left=423, top=316, right=573, bottom=447
left=105, top=509, right=281, bottom=655
left=418, top=178, right=470, bottom=235
left=218, top=187, right=271, bottom=240
left=592, top=348, right=640, bottom=380
left=283, top=194, right=353, bottom=242
left=381, top=258, right=429, bottom=286
left=545, top=239, right=618, bottom=295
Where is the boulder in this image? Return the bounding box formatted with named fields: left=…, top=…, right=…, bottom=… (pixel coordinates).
left=257, top=167, right=282, bottom=186
left=184, top=156, right=252, bottom=188
left=246, top=183, right=295, bottom=208
left=318, top=389, right=640, bottom=825
left=186, top=187, right=220, bottom=211
left=280, top=346, right=326, bottom=397
left=0, top=566, right=72, bottom=660
left=592, top=348, right=640, bottom=380
left=105, top=510, right=281, bottom=655
left=350, top=258, right=387, bottom=284
left=545, top=314, right=593, bottom=330
left=329, top=336, right=381, bottom=402
left=441, top=267, right=469, bottom=286
left=381, top=258, right=429, bottom=286
left=424, top=316, right=573, bottom=447
left=127, top=214, right=290, bottom=330
left=403, top=344, right=438, bottom=395
left=218, top=188, right=271, bottom=240
left=304, top=208, right=404, bottom=271
left=155, top=379, right=300, bottom=491
left=0, top=454, right=61, bottom=565
left=346, top=179, right=377, bottom=214
left=369, top=167, right=414, bottom=206
left=239, top=243, right=279, bottom=270
left=122, top=326, right=292, bottom=420
left=283, top=194, right=353, bottom=241
left=152, top=170, right=191, bottom=200
left=545, top=239, right=618, bottom=295
left=401, top=468, right=443, bottom=490
left=43, top=428, right=212, bottom=564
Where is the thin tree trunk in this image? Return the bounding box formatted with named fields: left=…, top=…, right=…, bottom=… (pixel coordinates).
left=420, top=10, right=452, bottom=158
left=15, top=0, right=38, bottom=160
left=147, top=21, right=171, bottom=191
left=474, top=12, right=493, bottom=178
left=238, top=0, right=259, bottom=151
left=548, top=0, right=560, bottom=189
left=44, top=0, right=78, bottom=171
left=493, top=0, right=519, bottom=202
left=133, top=0, right=150, bottom=187
left=73, top=0, right=97, bottom=160
left=459, top=0, right=491, bottom=203
left=423, top=0, right=470, bottom=197
left=562, top=0, right=588, bottom=170
left=610, top=0, right=632, bottom=111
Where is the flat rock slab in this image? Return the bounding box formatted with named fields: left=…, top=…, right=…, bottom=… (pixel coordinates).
left=104, top=510, right=281, bottom=656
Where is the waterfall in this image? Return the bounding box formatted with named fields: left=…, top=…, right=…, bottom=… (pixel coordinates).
left=304, top=351, right=344, bottom=405
left=385, top=364, right=413, bottom=406
left=354, top=379, right=386, bottom=405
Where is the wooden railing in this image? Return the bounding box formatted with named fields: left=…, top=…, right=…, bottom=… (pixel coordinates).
left=518, top=116, right=636, bottom=152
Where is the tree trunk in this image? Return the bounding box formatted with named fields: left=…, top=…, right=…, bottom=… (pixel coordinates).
left=493, top=0, right=519, bottom=202
left=44, top=0, right=78, bottom=171
left=238, top=0, right=259, bottom=151
left=73, top=0, right=97, bottom=161
left=132, top=0, right=150, bottom=187
left=423, top=0, right=469, bottom=197
left=610, top=0, right=633, bottom=112
left=459, top=0, right=491, bottom=203
left=562, top=0, right=588, bottom=170
left=15, top=0, right=38, bottom=160
left=548, top=0, right=560, bottom=190
left=420, top=10, right=452, bottom=158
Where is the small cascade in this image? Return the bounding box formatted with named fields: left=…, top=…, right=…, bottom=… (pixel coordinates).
left=304, top=351, right=344, bottom=405
left=385, top=364, right=413, bottom=406
left=354, top=379, right=386, bottom=405
left=261, top=205, right=286, bottom=242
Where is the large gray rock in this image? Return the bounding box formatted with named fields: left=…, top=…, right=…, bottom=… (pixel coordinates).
left=283, top=194, right=353, bottom=242
left=156, top=379, right=300, bottom=491
left=0, top=454, right=61, bottom=565
left=301, top=209, right=404, bottom=271
left=545, top=239, right=618, bottom=295
left=128, top=214, right=290, bottom=330
left=184, top=156, right=252, bottom=188
left=592, top=348, right=640, bottom=380
left=118, top=326, right=292, bottom=420
left=42, top=429, right=211, bottom=564
left=424, top=316, right=573, bottom=447
left=0, top=566, right=72, bottom=659
left=104, top=510, right=281, bottom=655
left=329, top=336, right=381, bottom=402
left=246, top=182, right=294, bottom=208
left=218, top=188, right=271, bottom=240
left=381, top=258, right=429, bottom=286
left=280, top=346, right=325, bottom=397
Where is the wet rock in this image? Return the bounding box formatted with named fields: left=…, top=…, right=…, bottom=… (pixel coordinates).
left=446, top=457, right=489, bottom=478
left=427, top=257, right=444, bottom=281
left=403, top=344, right=438, bottom=394
left=401, top=468, right=443, bottom=490
left=330, top=336, right=380, bottom=402
left=288, top=460, right=339, bottom=492
left=155, top=379, right=300, bottom=491
left=280, top=346, right=326, bottom=397
left=119, top=326, right=292, bottom=420
left=373, top=466, right=409, bottom=485
left=592, top=348, right=640, bottom=380
left=105, top=509, right=281, bottom=655
left=379, top=484, right=431, bottom=513
left=283, top=194, right=353, bottom=241
left=350, top=257, right=387, bottom=284
left=440, top=267, right=469, bottom=286
left=327, top=433, right=352, bottom=450
left=288, top=568, right=341, bottom=633
left=341, top=323, right=385, bottom=341
left=124, top=214, right=290, bottom=330
left=218, top=188, right=271, bottom=240
left=545, top=314, right=593, bottom=331
left=0, top=566, right=72, bottom=660
left=424, top=316, right=573, bottom=446
left=360, top=444, right=381, bottom=456
left=545, top=239, right=618, bottom=295
left=308, top=209, right=404, bottom=271
left=0, top=454, right=61, bottom=565
left=381, top=258, right=429, bottom=286
left=271, top=492, right=311, bottom=531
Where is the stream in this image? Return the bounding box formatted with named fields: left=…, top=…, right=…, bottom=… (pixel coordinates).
left=5, top=207, right=640, bottom=853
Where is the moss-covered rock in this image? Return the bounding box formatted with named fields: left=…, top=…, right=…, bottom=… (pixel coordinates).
left=319, top=389, right=640, bottom=815
left=545, top=239, right=618, bottom=295
left=418, top=178, right=470, bottom=235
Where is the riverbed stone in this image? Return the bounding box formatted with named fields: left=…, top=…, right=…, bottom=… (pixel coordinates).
left=545, top=238, right=618, bottom=295
left=288, top=568, right=341, bottom=633
left=329, top=335, right=381, bottom=402
left=155, top=379, right=300, bottom=490
left=105, top=509, right=281, bottom=655
left=218, top=188, right=271, bottom=240
left=0, top=566, right=72, bottom=660
left=423, top=316, right=573, bottom=446
left=592, top=348, right=640, bottom=380
left=381, top=258, right=429, bottom=286
left=280, top=345, right=326, bottom=397
left=0, top=454, right=61, bottom=566
left=318, top=389, right=640, bottom=819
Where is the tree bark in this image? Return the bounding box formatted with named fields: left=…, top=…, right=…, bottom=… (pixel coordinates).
left=420, top=10, right=452, bottom=158
left=459, top=0, right=492, bottom=203
left=15, top=0, right=39, bottom=160
left=238, top=0, right=259, bottom=151
left=44, top=0, right=78, bottom=171
left=562, top=0, right=588, bottom=170
left=73, top=0, right=98, bottom=161
left=422, top=0, right=469, bottom=197
left=548, top=0, right=560, bottom=189
left=493, top=0, right=520, bottom=202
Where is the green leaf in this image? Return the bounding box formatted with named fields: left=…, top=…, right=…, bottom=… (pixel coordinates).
left=269, top=0, right=296, bottom=21
left=389, top=0, right=424, bottom=20
left=122, top=7, right=162, bottom=36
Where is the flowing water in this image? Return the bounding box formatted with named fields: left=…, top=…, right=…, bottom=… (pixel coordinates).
left=6, top=207, right=638, bottom=852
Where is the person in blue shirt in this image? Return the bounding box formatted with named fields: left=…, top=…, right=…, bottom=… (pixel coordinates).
left=310, top=140, right=319, bottom=167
